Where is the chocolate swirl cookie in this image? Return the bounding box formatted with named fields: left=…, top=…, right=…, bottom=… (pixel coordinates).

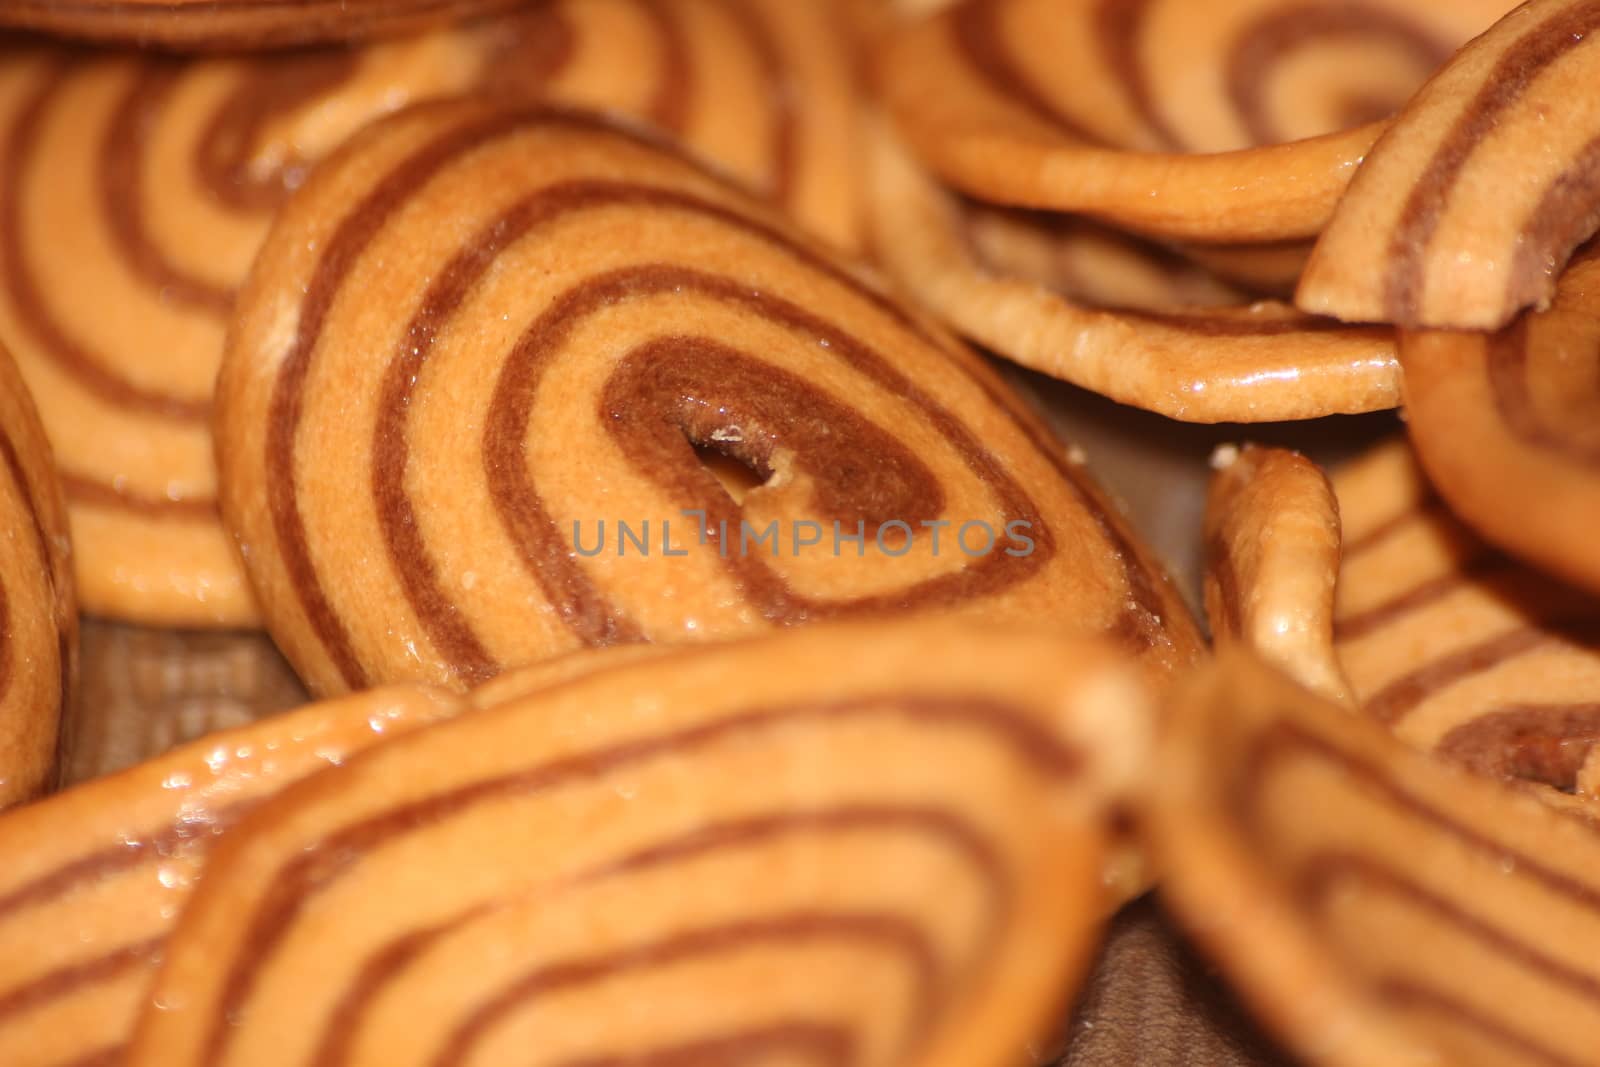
left=0, top=684, right=460, bottom=1067
left=216, top=101, right=1200, bottom=697
left=1155, top=652, right=1600, bottom=1067
left=0, top=2, right=861, bottom=627
left=1301, top=0, right=1600, bottom=330
left=877, top=0, right=1513, bottom=243
left=0, top=341, right=75, bottom=808
left=1334, top=439, right=1600, bottom=804
left=1204, top=446, right=1351, bottom=705
left=1397, top=244, right=1600, bottom=597
left=0, top=0, right=529, bottom=50
left=869, top=128, right=1401, bottom=421
left=123, top=620, right=1146, bottom=1067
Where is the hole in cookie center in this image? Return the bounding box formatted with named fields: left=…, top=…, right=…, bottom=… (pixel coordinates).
left=692, top=440, right=765, bottom=504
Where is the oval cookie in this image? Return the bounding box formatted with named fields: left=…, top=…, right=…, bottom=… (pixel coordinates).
left=1154, top=651, right=1600, bottom=1067
left=217, top=101, right=1201, bottom=697
left=0, top=3, right=861, bottom=627
left=1399, top=244, right=1600, bottom=597
left=877, top=0, right=1513, bottom=242
left=124, top=620, right=1145, bottom=1067
left=0, top=341, right=74, bottom=807
left=868, top=129, right=1400, bottom=422
left=1300, top=0, right=1600, bottom=330
left=0, top=683, right=459, bottom=1067
left=1204, top=445, right=1351, bottom=705
left=0, top=0, right=533, bottom=51
left=1334, top=439, right=1600, bottom=804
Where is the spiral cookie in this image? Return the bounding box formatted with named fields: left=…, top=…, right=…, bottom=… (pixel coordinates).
left=0, top=0, right=527, bottom=50
left=123, top=620, right=1143, bottom=1067
left=877, top=0, right=1514, bottom=242
left=1155, top=652, right=1600, bottom=1067
left=1334, top=439, right=1600, bottom=802
left=869, top=130, right=1400, bottom=421
left=0, top=341, right=75, bottom=807
left=0, top=4, right=861, bottom=627
left=216, top=101, right=1200, bottom=696
left=1397, top=245, right=1600, bottom=597
left=1301, top=0, right=1600, bottom=330
left=0, top=683, right=460, bottom=1067
left=1204, top=446, right=1350, bottom=705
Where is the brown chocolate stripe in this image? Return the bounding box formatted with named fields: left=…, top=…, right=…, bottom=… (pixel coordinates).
left=1363, top=625, right=1583, bottom=725
left=61, top=471, right=218, bottom=521
left=1379, top=980, right=1587, bottom=1067
left=309, top=803, right=1009, bottom=1067
left=551, top=1023, right=853, bottom=1067
left=1, top=62, right=210, bottom=423
left=198, top=690, right=1080, bottom=1066
left=1437, top=703, right=1600, bottom=792
left=1506, top=133, right=1600, bottom=321
left=0, top=937, right=158, bottom=1025
left=1383, top=0, right=1600, bottom=323
left=1339, top=494, right=1442, bottom=559
left=286, top=110, right=1162, bottom=687
left=0, top=423, right=65, bottom=736
left=711, top=0, right=798, bottom=208
left=1488, top=316, right=1600, bottom=469
left=951, top=0, right=1106, bottom=144
left=1333, top=552, right=1510, bottom=643
left=430, top=913, right=938, bottom=1067
left=1225, top=3, right=1446, bottom=147
left=1094, top=0, right=1183, bottom=150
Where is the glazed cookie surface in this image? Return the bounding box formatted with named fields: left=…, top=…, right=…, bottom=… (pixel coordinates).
left=869, top=128, right=1401, bottom=422
left=125, top=620, right=1146, bottom=1067
left=217, top=100, right=1201, bottom=696
left=1155, top=652, right=1600, bottom=1067
left=877, top=0, right=1515, bottom=242
left=0, top=341, right=74, bottom=807
left=0, top=683, right=460, bottom=1067
left=0, top=1, right=860, bottom=626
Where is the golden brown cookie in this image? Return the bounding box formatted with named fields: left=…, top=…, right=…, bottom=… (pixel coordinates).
left=1398, top=245, right=1600, bottom=597
left=0, top=0, right=528, bottom=50
left=124, top=620, right=1146, bottom=1067
left=0, top=683, right=459, bottom=1067
left=1204, top=445, right=1351, bottom=705
left=0, top=340, right=74, bottom=807
left=0, top=3, right=861, bottom=627
left=1300, top=0, right=1600, bottom=330
left=877, top=0, right=1513, bottom=242
left=868, top=129, right=1400, bottom=421
left=1334, top=439, right=1600, bottom=803
left=216, top=100, right=1201, bottom=697
left=1154, top=651, right=1600, bottom=1067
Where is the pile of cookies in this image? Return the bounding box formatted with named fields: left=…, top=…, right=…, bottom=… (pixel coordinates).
left=0, top=0, right=1596, bottom=1064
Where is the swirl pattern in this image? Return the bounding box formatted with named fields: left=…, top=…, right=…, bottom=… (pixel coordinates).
left=0, top=0, right=861, bottom=626
left=1397, top=245, right=1600, bottom=597
left=1203, top=445, right=1351, bottom=705
left=1156, top=652, right=1600, bottom=1067
left=1301, top=0, right=1600, bottom=330
left=0, top=341, right=75, bottom=808
left=869, top=129, right=1400, bottom=421
left=216, top=101, right=1199, bottom=696
left=877, top=0, right=1512, bottom=242
left=122, top=620, right=1145, bottom=1067
left=1333, top=440, right=1600, bottom=804
left=0, top=683, right=459, bottom=1067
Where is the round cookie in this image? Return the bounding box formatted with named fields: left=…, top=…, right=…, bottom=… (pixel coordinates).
left=1301, top=0, right=1600, bottom=330
left=0, top=340, right=75, bottom=807
left=1397, top=244, right=1600, bottom=597
left=123, top=620, right=1147, bottom=1067
left=868, top=129, right=1400, bottom=421
left=216, top=100, right=1201, bottom=697
left=877, top=0, right=1515, bottom=243
left=0, top=0, right=531, bottom=51
left=1154, top=651, right=1600, bottom=1067
left=1204, top=445, right=1350, bottom=705
left=0, top=683, right=460, bottom=1067
left=0, top=3, right=862, bottom=627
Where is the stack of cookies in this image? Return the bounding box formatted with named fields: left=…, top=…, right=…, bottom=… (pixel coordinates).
left=0, top=1, right=1596, bottom=1065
